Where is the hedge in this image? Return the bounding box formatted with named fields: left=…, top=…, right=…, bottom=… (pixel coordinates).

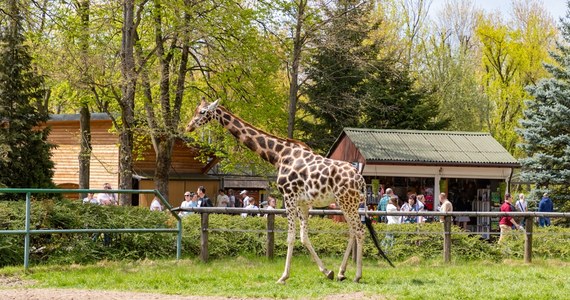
left=1, top=199, right=568, bottom=267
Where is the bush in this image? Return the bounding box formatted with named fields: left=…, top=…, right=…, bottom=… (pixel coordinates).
left=0, top=199, right=173, bottom=267
left=1, top=200, right=569, bottom=267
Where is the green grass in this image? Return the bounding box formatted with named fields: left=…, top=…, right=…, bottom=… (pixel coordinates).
left=1, top=256, right=569, bottom=299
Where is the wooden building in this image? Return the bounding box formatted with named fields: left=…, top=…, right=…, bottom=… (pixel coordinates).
left=45, top=114, right=220, bottom=207
left=328, top=128, right=520, bottom=235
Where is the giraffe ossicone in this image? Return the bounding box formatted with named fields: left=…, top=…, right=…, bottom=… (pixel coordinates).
left=186, top=98, right=386, bottom=283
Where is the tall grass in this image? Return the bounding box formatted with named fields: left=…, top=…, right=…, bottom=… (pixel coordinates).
left=1, top=257, right=569, bottom=299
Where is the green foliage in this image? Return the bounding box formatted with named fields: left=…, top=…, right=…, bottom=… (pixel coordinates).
left=1, top=200, right=569, bottom=268
left=0, top=200, right=173, bottom=267
left=517, top=10, right=570, bottom=207
left=0, top=2, right=55, bottom=193
left=298, top=1, right=446, bottom=153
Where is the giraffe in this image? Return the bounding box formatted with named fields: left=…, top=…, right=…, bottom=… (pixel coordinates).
left=186, top=99, right=374, bottom=283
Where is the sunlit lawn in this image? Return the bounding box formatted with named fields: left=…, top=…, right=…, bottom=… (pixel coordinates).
left=1, top=256, right=569, bottom=299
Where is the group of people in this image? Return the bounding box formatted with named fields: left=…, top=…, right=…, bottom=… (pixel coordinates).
left=498, top=192, right=554, bottom=243
left=82, top=183, right=119, bottom=206
left=177, top=188, right=277, bottom=217
left=376, top=188, right=439, bottom=224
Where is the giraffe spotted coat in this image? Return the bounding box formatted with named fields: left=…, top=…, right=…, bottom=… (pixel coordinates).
left=187, top=99, right=369, bottom=283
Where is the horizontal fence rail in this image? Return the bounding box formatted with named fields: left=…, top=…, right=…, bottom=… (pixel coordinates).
left=172, top=206, right=569, bottom=264
left=0, top=188, right=181, bottom=270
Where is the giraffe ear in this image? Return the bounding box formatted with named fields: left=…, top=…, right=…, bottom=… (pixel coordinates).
left=207, top=99, right=220, bottom=111
left=200, top=96, right=207, bottom=105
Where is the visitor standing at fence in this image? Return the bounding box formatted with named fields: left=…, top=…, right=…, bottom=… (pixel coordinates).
left=382, top=196, right=400, bottom=250
left=240, top=190, right=251, bottom=207
left=150, top=196, right=163, bottom=211
left=179, top=191, right=195, bottom=216
left=228, top=189, right=236, bottom=207
left=217, top=189, right=230, bottom=207
left=377, top=188, right=391, bottom=223
left=264, top=196, right=276, bottom=217
left=515, top=193, right=528, bottom=226
left=83, top=192, right=97, bottom=204
left=401, top=194, right=419, bottom=223
left=538, top=192, right=554, bottom=227
left=242, top=197, right=258, bottom=217
left=498, top=193, right=523, bottom=243
left=439, top=193, right=452, bottom=223
left=197, top=186, right=213, bottom=207
left=97, top=183, right=118, bottom=205
left=416, top=194, right=427, bottom=223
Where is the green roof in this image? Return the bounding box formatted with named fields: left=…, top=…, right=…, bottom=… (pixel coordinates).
left=334, top=128, right=519, bottom=167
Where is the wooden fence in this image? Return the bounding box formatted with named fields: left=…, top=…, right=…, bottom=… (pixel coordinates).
left=173, top=207, right=570, bottom=264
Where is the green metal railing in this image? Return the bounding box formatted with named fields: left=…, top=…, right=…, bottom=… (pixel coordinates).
left=0, top=188, right=182, bottom=270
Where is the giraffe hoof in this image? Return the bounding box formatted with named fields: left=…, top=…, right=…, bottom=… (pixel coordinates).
left=276, top=278, right=287, bottom=285
left=353, top=277, right=361, bottom=283
left=325, top=270, right=334, bottom=280
left=337, top=275, right=346, bottom=281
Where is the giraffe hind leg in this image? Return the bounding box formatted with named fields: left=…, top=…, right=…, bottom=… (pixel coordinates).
left=299, top=208, right=334, bottom=280
left=338, top=234, right=354, bottom=281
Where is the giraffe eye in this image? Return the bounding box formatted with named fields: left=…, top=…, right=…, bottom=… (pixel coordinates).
left=199, top=109, right=206, bottom=115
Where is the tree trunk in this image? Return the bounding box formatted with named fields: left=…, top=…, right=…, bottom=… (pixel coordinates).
left=78, top=0, right=91, bottom=198
left=119, top=0, right=137, bottom=205
left=154, top=139, right=174, bottom=201
left=78, top=104, right=91, bottom=197
left=287, top=0, right=306, bottom=139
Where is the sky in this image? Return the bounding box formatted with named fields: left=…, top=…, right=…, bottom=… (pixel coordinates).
left=429, top=0, right=569, bottom=21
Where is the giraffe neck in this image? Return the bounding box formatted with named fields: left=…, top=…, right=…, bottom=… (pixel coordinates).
left=214, top=106, right=303, bottom=166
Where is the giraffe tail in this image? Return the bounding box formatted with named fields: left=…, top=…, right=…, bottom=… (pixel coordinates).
left=364, top=216, right=395, bottom=268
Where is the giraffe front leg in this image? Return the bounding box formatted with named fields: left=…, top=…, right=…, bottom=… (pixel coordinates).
left=277, top=208, right=296, bottom=284
left=299, top=208, right=333, bottom=280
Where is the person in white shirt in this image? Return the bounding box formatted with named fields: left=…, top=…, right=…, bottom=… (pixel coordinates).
left=515, top=193, right=528, bottom=226
left=383, top=197, right=400, bottom=250
left=150, top=196, right=163, bottom=211
left=241, top=197, right=258, bottom=218
left=83, top=193, right=98, bottom=205
left=97, top=183, right=118, bottom=205
left=240, top=190, right=251, bottom=207
left=216, top=189, right=230, bottom=207
left=179, top=191, right=196, bottom=216
left=264, top=196, right=276, bottom=218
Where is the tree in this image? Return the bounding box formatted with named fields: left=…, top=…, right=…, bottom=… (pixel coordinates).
left=417, top=0, right=488, bottom=132
left=517, top=6, right=570, bottom=209
left=298, top=0, right=446, bottom=153
left=0, top=0, right=55, bottom=191
left=476, top=1, right=557, bottom=155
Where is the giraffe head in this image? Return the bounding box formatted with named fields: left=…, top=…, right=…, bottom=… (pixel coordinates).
left=186, top=98, right=220, bottom=132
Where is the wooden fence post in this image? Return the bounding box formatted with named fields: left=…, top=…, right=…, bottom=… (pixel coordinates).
left=524, top=216, right=533, bottom=263
left=200, top=213, right=209, bottom=262
left=266, top=213, right=275, bottom=259
left=443, top=216, right=452, bottom=263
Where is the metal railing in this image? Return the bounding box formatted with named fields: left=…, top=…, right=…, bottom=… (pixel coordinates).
left=172, top=206, right=569, bottom=264
left=0, top=188, right=182, bottom=270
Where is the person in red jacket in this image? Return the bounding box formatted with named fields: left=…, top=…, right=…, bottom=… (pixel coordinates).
left=498, top=193, right=523, bottom=243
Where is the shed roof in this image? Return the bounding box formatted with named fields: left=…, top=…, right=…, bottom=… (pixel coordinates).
left=330, top=128, right=520, bottom=167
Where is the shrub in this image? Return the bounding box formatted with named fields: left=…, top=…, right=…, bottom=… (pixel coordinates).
left=0, top=199, right=173, bottom=267
left=1, top=200, right=568, bottom=267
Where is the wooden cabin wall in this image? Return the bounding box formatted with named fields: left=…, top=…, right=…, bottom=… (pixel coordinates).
left=48, top=120, right=119, bottom=194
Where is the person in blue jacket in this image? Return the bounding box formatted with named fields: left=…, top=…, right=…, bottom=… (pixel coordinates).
left=538, top=192, right=554, bottom=227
